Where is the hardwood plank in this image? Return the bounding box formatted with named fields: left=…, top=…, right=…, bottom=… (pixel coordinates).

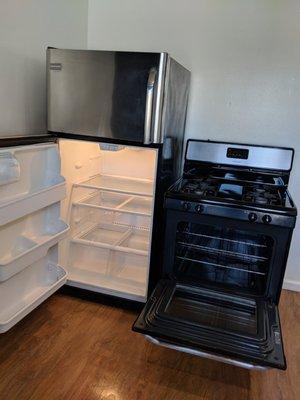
left=0, top=290, right=299, bottom=400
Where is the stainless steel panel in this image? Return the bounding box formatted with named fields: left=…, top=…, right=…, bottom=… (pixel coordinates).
left=158, top=57, right=191, bottom=180
left=186, top=140, right=294, bottom=171
left=47, top=49, right=161, bottom=143
left=145, top=335, right=266, bottom=370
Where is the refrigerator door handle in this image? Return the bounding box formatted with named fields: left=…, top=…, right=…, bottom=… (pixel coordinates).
left=144, top=68, right=157, bottom=144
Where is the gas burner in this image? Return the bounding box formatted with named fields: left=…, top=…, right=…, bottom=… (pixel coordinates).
left=254, top=196, right=268, bottom=205
left=176, top=176, right=288, bottom=207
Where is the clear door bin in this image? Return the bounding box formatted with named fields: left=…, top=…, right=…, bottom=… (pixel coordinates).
left=0, top=144, right=66, bottom=225
left=0, top=246, right=67, bottom=333
left=0, top=203, right=69, bottom=281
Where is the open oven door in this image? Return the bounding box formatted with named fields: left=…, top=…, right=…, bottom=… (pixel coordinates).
left=133, top=278, right=286, bottom=370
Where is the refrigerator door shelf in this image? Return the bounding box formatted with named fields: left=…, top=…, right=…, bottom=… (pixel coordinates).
left=0, top=180, right=66, bottom=226
left=74, top=174, right=154, bottom=197
left=0, top=206, right=69, bottom=281
left=0, top=143, right=65, bottom=211
left=0, top=152, right=20, bottom=186
left=0, top=250, right=67, bottom=333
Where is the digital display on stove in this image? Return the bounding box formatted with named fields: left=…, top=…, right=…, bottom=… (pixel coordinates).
left=226, top=147, right=249, bottom=160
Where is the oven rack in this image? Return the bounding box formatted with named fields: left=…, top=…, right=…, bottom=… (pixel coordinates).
left=177, top=242, right=269, bottom=263
left=177, top=227, right=271, bottom=264
left=181, top=231, right=268, bottom=249
left=176, top=256, right=267, bottom=276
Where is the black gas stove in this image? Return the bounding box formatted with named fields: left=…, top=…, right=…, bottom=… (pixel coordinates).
left=165, top=141, right=296, bottom=227
left=134, top=140, right=297, bottom=371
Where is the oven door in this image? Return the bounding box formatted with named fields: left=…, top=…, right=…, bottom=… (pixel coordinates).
left=133, top=278, right=285, bottom=369
left=133, top=211, right=288, bottom=370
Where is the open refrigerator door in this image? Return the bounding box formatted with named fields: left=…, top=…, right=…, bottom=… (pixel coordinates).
left=0, top=142, right=69, bottom=333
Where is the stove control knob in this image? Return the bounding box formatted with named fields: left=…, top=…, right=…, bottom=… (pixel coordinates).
left=195, top=204, right=204, bottom=213
left=248, top=212, right=257, bottom=222
left=262, top=214, right=272, bottom=224
left=182, top=202, right=191, bottom=211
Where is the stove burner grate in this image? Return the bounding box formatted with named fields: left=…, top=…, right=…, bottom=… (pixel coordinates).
left=178, top=178, right=285, bottom=207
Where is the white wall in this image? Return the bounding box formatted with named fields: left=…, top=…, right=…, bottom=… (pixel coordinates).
left=88, top=0, right=300, bottom=290
left=0, top=0, right=88, bottom=136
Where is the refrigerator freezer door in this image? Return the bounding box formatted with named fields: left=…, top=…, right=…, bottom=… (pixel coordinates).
left=133, top=279, right=286, bottom=370
left=47, top=49, right=162, bottom=144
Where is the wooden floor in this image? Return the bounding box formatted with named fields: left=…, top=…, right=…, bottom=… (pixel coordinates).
left=0, top=290, right=299, bottom=400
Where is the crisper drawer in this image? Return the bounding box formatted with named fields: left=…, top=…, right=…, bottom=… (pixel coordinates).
left=0, top=143, right=66, bottom=225
left=0, top=246, right=67, bottom=333
left=67, top=236, right=149, bottom=301
left=0, top=203, right=69, bottom=281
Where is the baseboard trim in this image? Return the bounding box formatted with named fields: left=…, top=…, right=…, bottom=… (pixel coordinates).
left=283, top=279, right=300, bottom=292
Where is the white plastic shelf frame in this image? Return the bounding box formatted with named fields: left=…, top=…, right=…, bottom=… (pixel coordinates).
left=0, top=203, right=69, bottom=281
left=67, top=243, right=148, bottom=301
left=74, top=174, right=154, bottom=197
left=73, top=189, right=152, bottom=217
left=0, top=144, right=66, bottom=225
left=0, top=247, right=67, bottom=333
left=67, top=223, right=150, bottom=301
left=72, top=223, right=150, bottom=255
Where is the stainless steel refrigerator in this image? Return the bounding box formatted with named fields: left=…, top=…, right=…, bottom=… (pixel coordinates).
left=0, top=49, right=190, bottom=333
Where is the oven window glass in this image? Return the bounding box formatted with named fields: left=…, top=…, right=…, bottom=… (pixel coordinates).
left=175, top=222, right=274, bottom=295
left=165, top=286, right=258, bottom=335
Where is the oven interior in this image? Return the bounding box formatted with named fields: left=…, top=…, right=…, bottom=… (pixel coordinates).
left=174, top=222, right=274, bottom=296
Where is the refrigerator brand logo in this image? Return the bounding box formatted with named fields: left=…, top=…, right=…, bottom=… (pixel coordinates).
left=50, top=63, right=62, bottom=71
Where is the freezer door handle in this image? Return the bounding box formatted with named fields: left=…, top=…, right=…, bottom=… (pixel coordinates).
left=144, top=68, right=157, bottom=144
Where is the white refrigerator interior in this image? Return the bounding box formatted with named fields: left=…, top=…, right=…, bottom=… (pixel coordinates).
left=59, top=139, right=158, bottom=302
left=0, top=139, right=158, bottom=332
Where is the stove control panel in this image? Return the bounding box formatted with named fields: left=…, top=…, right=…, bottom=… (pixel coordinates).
left=165, top=199, right=295, bottom=228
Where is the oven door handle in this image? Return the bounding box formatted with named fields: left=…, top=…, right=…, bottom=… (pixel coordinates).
left=145, top=335, right=267, bottom=370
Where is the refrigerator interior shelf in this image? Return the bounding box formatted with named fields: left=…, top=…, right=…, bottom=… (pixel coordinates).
left=0, top=254, right=67, bottom=333
left=67, top=235, right=149, bottom=301
left=74, top=174, right=154, bottom=197
left=74, top=191, right=152, bottom=217
left=71, top=223, right=149, bottom=255
left=0, top=181, right=66, bottom=226
left=0, top=206, right=69, bottom=281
